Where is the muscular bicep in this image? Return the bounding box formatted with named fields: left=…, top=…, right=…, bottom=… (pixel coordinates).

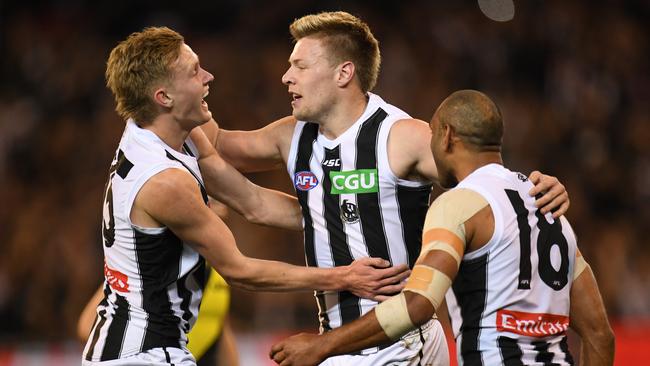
left=216, top=116, right=296, bottom=172
left=388, top=118, right=438, bottom=182
left=569, top=262, right=610, bottom=336
left=134, top=169, right=246, bottom=277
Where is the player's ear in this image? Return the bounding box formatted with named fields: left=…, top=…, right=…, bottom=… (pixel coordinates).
left=153, top=88, right=173, bottom=108
left=335, top=61, right=355, bottom=87
left=442, top=123, right=453, bottom=151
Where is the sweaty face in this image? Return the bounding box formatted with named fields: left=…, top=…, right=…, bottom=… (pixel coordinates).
left=166, top=44, right=214, bottom=126
left=430, top=113, right=458, bottom=189
left=281, top=37, right=338, bottom=123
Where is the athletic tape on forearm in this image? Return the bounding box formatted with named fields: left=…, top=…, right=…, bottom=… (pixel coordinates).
left=375, top=292, right=414, bottom=341
left=404, top=264, right=452, bottom=311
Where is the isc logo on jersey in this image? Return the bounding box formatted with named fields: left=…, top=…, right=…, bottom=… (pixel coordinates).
left=330, top=169, right=378, bottom=194
left=294, top=171, right=319, bottom=191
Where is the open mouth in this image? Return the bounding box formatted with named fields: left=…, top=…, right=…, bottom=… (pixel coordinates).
left=291, top=92, right=302, bottom=105
left=201, top=90, right=209, bottom=108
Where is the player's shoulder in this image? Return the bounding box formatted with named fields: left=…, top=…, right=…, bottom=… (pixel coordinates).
left=431, top=188, right=487, bottom=212
left=392, top=117, right=429, bottom=132
left=390, top=118, right=430, bottom=144
left=143, top=168, right=200, bottom=198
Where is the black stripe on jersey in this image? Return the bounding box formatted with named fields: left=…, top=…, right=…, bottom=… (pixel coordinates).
left=108, top=149, right=133, bottom=179
left=452, top=253, right=489, bottom=366
left=505, top=189, right=532, bottom=289
left=165, top=150, right=209, bottom=204
left=355, top=108, right=391, bottom=262
left=115, top=151, right=134, bottom=179
left=559, top=336, right=575, bottom=365
left=182, top=142, right=195, bottom=157
left=396, top=184, right=432, bottom=267
left=295, top=123, right=319, bottom=267
left=294, top=123, right=330, bottom=328
left=533, top=340, right=560, bottom=365
left=322, top=145, right=360, bottom=325
left=498, top=336, right=524, bottom=366
left=177, top=260, right=205, bottom=333
left=135, top=229, right=185, bottom=351
left=100, top=293, right=130, bottom=361
left=84, top=284, right=111, bottom=361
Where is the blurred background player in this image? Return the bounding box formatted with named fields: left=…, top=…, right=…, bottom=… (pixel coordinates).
left=270, top=90, right=614, bottom=366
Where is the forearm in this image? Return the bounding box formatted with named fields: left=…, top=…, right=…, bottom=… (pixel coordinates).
left=320, top=310, right=391, bottom=357
left=579, top=331, right=615, bottom=366
left=224, top=258, right=347, bottom=292
left=217, top=129, right=284, bottom=173
left=198, top=154, right=301, bottom=230
left=254, top=187, right=303, bottom=231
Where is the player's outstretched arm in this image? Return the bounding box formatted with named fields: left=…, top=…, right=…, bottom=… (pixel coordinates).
left=569, top=258, right=615, bottom=366
left=135, top=169, right=405, bottom=294
left=190, top=127, right=303, bottom=231
left=270, top=189, right=486, bottom=365
left=200, top=116, right=295, bottom=173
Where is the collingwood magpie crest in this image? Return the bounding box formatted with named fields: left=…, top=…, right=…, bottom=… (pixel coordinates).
left=340, top=199, right=360, bottom=224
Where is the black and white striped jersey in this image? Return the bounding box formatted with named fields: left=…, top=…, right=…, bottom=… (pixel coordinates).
left=287, top=93, right=432, bottom=331
left=83, top=120, right=208, bottom=362
left=445, top=164, right=577, bottom=365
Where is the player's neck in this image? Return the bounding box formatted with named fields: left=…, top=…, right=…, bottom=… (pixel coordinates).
left=455, top=152, right=503, bottom=182
left=143, top=115, right=190, bottom=152
left=318, top=92, right=368, bottom=139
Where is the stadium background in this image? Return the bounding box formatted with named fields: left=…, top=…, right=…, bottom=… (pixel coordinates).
left=0, top=0, right=647, bottom=364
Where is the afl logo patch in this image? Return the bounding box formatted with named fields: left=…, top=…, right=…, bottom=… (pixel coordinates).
left=294, top=171, right=319, bottom=191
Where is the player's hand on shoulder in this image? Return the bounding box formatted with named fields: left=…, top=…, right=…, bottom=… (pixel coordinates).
left=345, top=257, right=411, bottom=302
left=270, top=332, right=324, bottom=366
left=528, top=170, right=570, bottom=218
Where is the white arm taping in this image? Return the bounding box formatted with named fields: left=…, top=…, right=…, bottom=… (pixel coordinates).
left=423, top=188, right=488, bottom=247
left=404, top=265, right=452, bottom=311
left=375, top=292, right=414, bottom=341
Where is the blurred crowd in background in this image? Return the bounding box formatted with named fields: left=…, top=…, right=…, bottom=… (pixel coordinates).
left=0, top=0, right=648, bottom=344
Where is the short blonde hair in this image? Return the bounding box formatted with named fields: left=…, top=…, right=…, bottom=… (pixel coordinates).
left=105, top=27, right=183, bottom=124
left=290, top=11, right=380, bottom=93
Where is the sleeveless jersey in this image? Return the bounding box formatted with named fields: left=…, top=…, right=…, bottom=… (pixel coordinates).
left=83, top=120, right=208, bottom=362
left=445, top=164, right=577, bottom=365
left=287, top=93, right=432, bottom=331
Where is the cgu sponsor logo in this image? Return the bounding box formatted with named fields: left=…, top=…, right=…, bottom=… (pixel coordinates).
left=104, top=262, right=129, bottom=293
left=294, top=171, right=319, bottom=191
left=496, top=309, right=569, bottom=337
left=330, top=169, right=378, bottom=194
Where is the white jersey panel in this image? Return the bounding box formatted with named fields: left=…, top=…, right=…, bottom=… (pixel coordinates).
left=445, top=164, right=577, bottom=366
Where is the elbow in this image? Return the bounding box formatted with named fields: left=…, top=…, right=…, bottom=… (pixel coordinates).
left=242, top=210, right=266, bottom=226
left=219, top=265, right=261, bottom=291
left=405, top=293, right=436, bottom=327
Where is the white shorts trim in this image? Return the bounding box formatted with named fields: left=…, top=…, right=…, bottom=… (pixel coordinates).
left=82, top=347, right=196, bottom=366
